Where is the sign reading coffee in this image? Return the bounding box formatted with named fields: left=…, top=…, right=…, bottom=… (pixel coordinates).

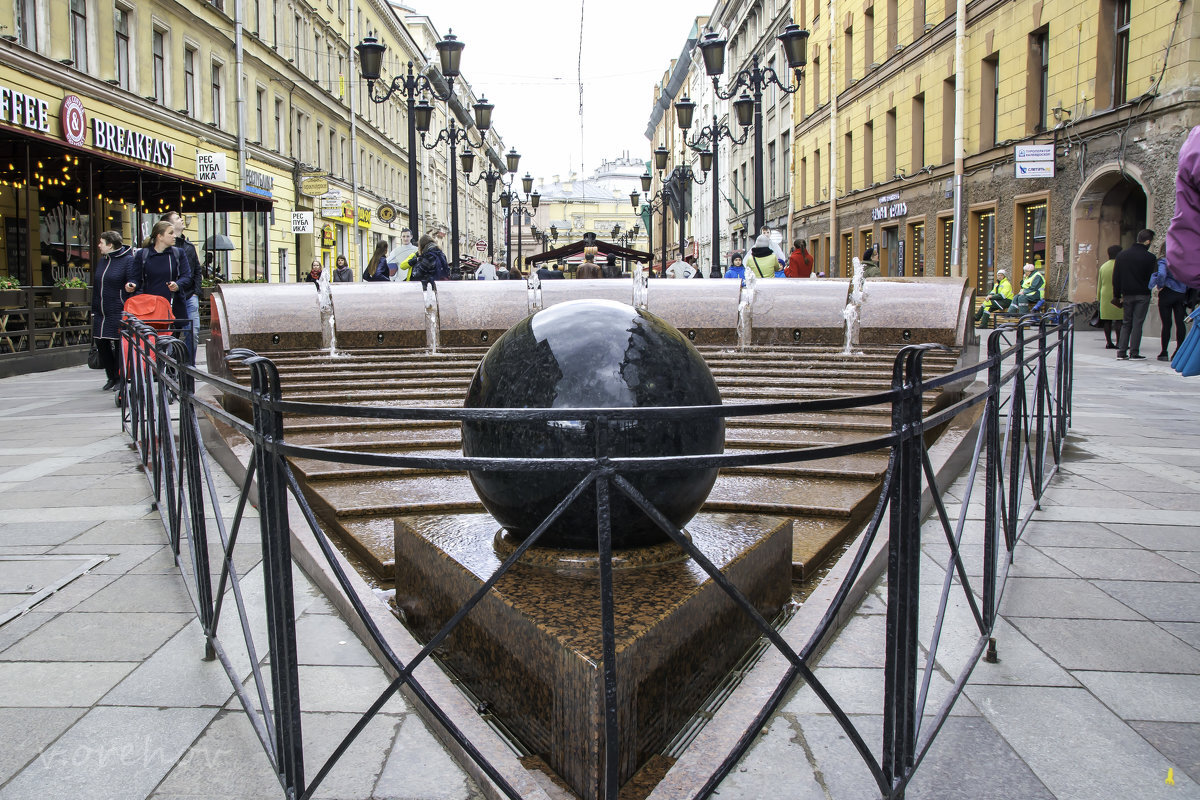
left=0, top=85, right=51, bottom=133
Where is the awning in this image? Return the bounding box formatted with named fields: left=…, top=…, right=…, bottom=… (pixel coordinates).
left=0, top=128, right=273, bottom=213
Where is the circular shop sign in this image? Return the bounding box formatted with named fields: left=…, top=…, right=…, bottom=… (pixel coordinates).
left=377, top=203, right=397, bottom=224
left=61, top=95, right=87, bottom=147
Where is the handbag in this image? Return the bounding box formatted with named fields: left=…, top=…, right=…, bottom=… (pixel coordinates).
left=1088, top=309, right=1101, bottom=327
left=87, top=341, right=103, bottom=370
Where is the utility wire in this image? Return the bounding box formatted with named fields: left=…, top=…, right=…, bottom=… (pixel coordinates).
left=578, top=0, right=586, bottom=177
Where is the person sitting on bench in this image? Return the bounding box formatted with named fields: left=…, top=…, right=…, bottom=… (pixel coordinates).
left=1012, top=263, right=1046, bottom=314
left=975, top=269, right=1014, bottom=326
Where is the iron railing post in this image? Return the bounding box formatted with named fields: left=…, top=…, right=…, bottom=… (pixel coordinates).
left=982, top=331, right=1003, bottom=630
left=175, top=343, right=216, bottom=661
left=248, top=357, right=305, bottom=798
left=1006, top=324, right=1027, bottom=552
left=1033, top=318, right=1048, bottom=501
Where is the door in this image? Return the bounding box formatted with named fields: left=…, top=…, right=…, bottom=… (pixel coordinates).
left=881, top=226, right=900, bottom=276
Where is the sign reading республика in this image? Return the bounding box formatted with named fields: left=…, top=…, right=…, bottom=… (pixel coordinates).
left=196, top=152, right=228, bottom=183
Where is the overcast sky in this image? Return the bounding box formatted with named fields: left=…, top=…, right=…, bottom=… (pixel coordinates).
left=411, top=0, right=713, bottom=183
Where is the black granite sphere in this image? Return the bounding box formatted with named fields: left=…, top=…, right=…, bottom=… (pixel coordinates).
left=462, top=300, right=724, bottom=550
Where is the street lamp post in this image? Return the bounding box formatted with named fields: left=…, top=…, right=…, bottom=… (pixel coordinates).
left=696, top=24, right=809, bottom=235
left=499, top=173, right=539, bottom=273
left=672, top=94, right=746, bottom=277
left=462, top=146, right=521, bottom=263
left=356, top=31, right=494, bottom=278
left=640, top=144, right=708, bottom=275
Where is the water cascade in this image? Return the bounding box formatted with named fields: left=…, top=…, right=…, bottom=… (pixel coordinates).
left=841, top=258, right=866, bottom=356
left=632, top=263, right=649, bottom=310
left=315, top=275, right=341, bottom=357
left=423, top=286, right=440, bottom=354
left=736, top=271, right=757, bottom=351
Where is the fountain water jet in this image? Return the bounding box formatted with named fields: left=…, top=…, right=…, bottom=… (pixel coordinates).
left=422, top=286, right=440, bottom=353
left=841, top=258, right=866, bottom=356
left=315, top=275, right=344, bottom=358
left=736, top=272, right=757, bottom=351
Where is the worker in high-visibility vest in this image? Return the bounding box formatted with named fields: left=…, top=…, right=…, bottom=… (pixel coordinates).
left=975, top=269, right=1015, bottom=326
left=1012, top=263, right=1046, bottom=313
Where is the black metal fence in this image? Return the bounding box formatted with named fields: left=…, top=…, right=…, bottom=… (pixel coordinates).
left=119, top=306, right=1074, bottom=800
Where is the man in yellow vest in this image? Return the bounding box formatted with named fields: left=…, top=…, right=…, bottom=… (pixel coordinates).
left=1012, top=262, right=1046, bottom=314
left=975, top=269, right=1015, bottom=326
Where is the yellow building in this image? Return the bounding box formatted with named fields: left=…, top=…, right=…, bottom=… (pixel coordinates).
left=0, top=0, right=503, bottom=287
left=791, top=0, right=1200, bottom=298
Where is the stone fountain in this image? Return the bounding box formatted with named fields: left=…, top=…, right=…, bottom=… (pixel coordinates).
left=204, top=274, right=975, bottom=799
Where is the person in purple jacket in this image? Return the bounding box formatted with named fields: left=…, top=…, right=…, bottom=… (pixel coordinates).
left=1166, top=126, right=1200, bottom=290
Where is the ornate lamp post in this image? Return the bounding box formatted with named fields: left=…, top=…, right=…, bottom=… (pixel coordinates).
left=696, top=24, right=809, bottom=235
left=462, top=146, right=520, bottom=263
left=639, top=144, right=708, bottom=274
left=499, top=173, right=539, bottom=273
left=672, top=93, right=746, bottom=277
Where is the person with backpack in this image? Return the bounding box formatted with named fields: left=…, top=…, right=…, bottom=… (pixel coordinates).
left=409, top=233, right=449, bottom=290
left=746, top=234, right=779, bottom=279
left=124, top=220, right=192, bottom=336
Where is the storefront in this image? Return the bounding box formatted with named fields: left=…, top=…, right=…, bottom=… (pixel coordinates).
left=0, top=75, right=272, bottom=287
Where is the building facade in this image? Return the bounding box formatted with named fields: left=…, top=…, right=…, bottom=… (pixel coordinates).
left=0, top=0, right=504, bottom=287
left=791, top=0, right=1200, bottom=296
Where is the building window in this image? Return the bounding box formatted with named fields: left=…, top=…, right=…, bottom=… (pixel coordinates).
left=1018, top=198, right=1048, bottom=271
left=971, top=208, right=996, bottom=294
left=981, top=53, right=999, bottom=148
left=844, top=131, right=853, bottom=192
left=885, top=108, right=897, bottom=178
left=814, top=149, right=821, bottom=202
left=909, top=221, right=925, bottom=276
left=863, top=121, right=874, bottom=185
left=256, top=88, right=265, bottom=143
left=152, top=30, right=166, bottom=104
left=939, top=215, right=954, bottom=276
left=860, top=229, right=873, bottom=262
left=781, top=135, right=790, bottom=203
left=844, top=27, right=853, bottom=89
left=184, top=47, right=197, bottom=117
left=274, top=98, right=283, bottom=152
left=843, top=233, right=854, bottom=276
left=316, top=122, right=323, bottom=169
left=864, top=7, right=875, bottom=67
left=114, top=8, right=130, bottom=90
left=942, top=78, right=955, bottom=164
left=1114, top=0, right=1131, bottom=106
left=886, top=0, right=898, bottom=54
left=211, top=62, right=224, bottom=127
left=768, top=141, right=777, bottom=199
left=911, top=93, right=925, bottom=172
left=294, top=14, right=301, bottom=63
left=813, top=53, right=820, bottom=107
left=314, top=34, right=321, bottom=84
left=16, top=0, right=37, bottom=49
left=1028, top=28, right=1049, bottom=133
left=70, top=0, right=88, bottom=72
left=914, top=0, right=927, bottom=39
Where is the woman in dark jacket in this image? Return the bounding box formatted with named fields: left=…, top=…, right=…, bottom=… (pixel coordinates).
left=124, top=220, right=192, bottom=328
left=332, top=254, right=354, bottom=282
left=92, top=230, right=133, bottom=390
left=363, top=241, right=391, bottom=281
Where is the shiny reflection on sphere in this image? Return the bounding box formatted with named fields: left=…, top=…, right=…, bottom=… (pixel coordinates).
left=462, top=300, right=724, bottom=550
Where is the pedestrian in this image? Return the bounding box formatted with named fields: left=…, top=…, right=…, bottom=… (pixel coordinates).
left=860, top=245, right=881, bottom=278
left=161, top=211, right=200, bottom=365
left=1166, top=125, right=1200, bottom=290
left=974, top=269, right=1014, bottom=327
left=1011, top=262, right=1046, bottom=314
left=475, top=260, right=498, bottom=280
left=787, top=240, right=814, bottom=278
left=724, top=252, right=747, bottom=284
left=125, top=220, right=192, bottom=339
left=387, top=230, right=418, bottom=277
left=305, top=260, right=323, bottom=285
left=1112, top=229, right=1158, bottom=360
left=602, top=252, right=623, bottom=279
left=331, top=255, right=354, bottom=282
left=746, top=234, right=778, bottom=279
left=1096, top=244, right=1123, bottom=348
left=409, top=233, right=449, bottom=290
left=363, top=241, right=391, bottom=281
left=92, top=230, right=133, bottom=391
left=577, top=246, right=603, bottom=279
left=1152, top=245, right=1188, bottom=360
left=760, top=226, right=787, bottom=267
left=665, top=250, right=695, bottom=279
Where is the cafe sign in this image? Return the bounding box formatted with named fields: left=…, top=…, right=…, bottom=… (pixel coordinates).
left=92, top=118, right=176, bottom=168
left=871, top=192, right=908, bottom=221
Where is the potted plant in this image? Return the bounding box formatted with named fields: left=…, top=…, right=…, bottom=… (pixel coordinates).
left=0, top=275, right=23, bottom=306
left=197, top=274, right=217, bottom=301
left=51, top=276, right=91, bottom=304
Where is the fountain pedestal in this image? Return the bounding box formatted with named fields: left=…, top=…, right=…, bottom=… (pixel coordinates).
left=393, top=512, right=792, bottom=800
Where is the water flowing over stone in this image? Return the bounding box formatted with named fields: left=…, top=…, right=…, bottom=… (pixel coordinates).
left=423, top=286, right=440, bottom=353
left=316, top=276, right=341, bottom=357
left=736, top=272, right=756, bottom=351
left=841, top=258, right=866, bottom=356
left=632, top=264, right=649, bottom=310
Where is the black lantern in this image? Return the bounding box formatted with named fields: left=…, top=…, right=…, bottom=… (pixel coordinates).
left=473, top=95, right=493, bottom=131
left=530, top=191, right=540, bottom=210
left=413, top=97, right=434, bottom=132
left=505, top=147, right=521, bottom=173
left=674, top=95, right=696, bottom=130
left=700, top=148, right=713, bottom=173
left=734, top=93, right=754, bottom=128
left=550, top=224, right=557, bottom=239
left=460, top=148, right=475, bottom=174
left=355, top=36, right=385, bottom=82
left=698, top=31, right=727, bottom=77
left=612, top=224, right=620, bottom=238
left=632, top=224, right=639, bottom=236
left=778, top=24, right=810, bottom=68
left=640, top=171, right=652, bottom=193
left=436, top=31, right=464, bottom=78
left=499, top=190, right=511, bottom=209
left=653, top=145, right=669, bottom=171
left=630, top=190, right=642, bottom=209
left=521, top=173, right=533, bottom=195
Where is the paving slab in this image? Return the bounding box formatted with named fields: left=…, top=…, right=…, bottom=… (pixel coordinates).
left=0, top=611, right=192, bottom=662
left=1007, top=617, right=1200, bottom=673
left=0, top=708, right=87, bottom=785
left=0, top=661, right=136, bottom=707
left=1128, top=722, right=1200, bottom=784
left=1091, top=580, right=1200, bottom=623
left=1073, top=671, right=1200, bottom=723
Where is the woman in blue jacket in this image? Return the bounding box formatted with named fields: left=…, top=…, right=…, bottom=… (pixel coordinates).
left=92, top=230, right=134, bottom=390
left=124, top=220, right=193, bottom=338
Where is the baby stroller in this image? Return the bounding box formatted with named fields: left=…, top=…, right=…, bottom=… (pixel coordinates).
left=118, top=293, right=174, bottom=414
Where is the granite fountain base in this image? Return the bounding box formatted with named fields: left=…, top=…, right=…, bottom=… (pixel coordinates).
left=393, top=511, right=793, bottom=800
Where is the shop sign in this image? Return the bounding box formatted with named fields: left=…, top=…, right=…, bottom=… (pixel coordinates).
left=61, top=95, right=86, bottom=145
left=475, top=239, right=487, bottom=252
left=196, top=152, right=227, bottom=183
left=290, top=211, right=314, bottom=234
left=320, top=223, right=335, bottom=247
left=0, top=85, right=51, bottom=133
left=299, top=176, right=330, bottom=196
left=872, top=192, right=908, bottom=221
left=320, top=191, right=342, bottom=209
left=377, top=203, right=397, bottom=224
left=92, top=118, right=176, bottom=168
left=244, top=168, right=274, bottom=198
left=357, top=207, right=371, bottom=227
left=1015, top=144, right=1055, bottom=179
